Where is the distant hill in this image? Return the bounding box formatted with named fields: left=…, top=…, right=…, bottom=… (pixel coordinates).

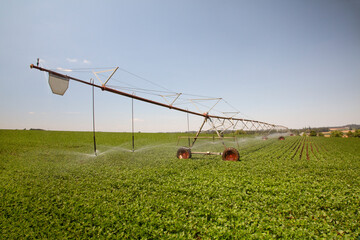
left=343, top=124, right=360, bottom=130
left=328, top=124, right=360, bottom=130
left=292, top=124, right=360, bottom=132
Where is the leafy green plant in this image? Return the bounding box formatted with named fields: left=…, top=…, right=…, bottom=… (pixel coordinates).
left=354, top=129, right=360, bottom=138
left=0, top=130, right=359, bottom=239
left=330, top=130, right=343, bottom=138
left=346, top=131, right=353, bottom=138
left=309, top=130, right=317, bottom=137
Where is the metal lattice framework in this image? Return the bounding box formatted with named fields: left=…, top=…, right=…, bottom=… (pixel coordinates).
left=30, top=63, right=288, bottom=160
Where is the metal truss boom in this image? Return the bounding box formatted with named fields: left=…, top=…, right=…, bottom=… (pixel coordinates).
left=30, top=64, right=287, bottom=131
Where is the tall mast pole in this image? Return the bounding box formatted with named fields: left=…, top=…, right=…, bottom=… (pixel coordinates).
left=92, top=79, right=97, bottom=156
left=132, top=96, right=135, bottom=152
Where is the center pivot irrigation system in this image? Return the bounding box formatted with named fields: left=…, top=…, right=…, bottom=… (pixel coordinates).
left=30, top=61, right=288, bottom=161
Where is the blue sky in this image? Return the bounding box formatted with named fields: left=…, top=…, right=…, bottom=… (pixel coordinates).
left=0, top=0, right=359, bottom=132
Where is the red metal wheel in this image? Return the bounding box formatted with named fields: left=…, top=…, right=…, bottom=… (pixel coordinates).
left=222, top=148, right=240, bottom=161
left=278, top=136, right=285, bottom=140
left=176, top=147, right=192, bottom=159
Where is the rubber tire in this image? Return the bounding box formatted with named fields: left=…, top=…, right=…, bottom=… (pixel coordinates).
left=222, top=148, right=240, bottom=161
left=278, top=136, right=285, bottom=140
left=177, top=147, right=192, bottom=159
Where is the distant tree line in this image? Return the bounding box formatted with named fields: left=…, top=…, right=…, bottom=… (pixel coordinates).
left=291, top=128, right=360, bottom=138
left=328, top=130, right=360, bottom=138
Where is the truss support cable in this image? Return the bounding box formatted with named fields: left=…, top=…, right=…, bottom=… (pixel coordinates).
left=104, top=67, right=119, bottom=86
left=208, top=117, right=226, bottom=147
left=30, top=64, right=287, bottom=132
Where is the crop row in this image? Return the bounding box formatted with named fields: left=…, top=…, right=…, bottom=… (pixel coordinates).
left=239, top=136, right=352, bottom=162
left=1, top=131, right=359, bottom=239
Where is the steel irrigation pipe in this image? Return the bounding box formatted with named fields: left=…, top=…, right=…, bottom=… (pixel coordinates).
left=30, top=64, right=287, bottom=131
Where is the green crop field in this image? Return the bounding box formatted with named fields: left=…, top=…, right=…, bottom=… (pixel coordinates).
left=0, top=130, right=359, bottom=239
